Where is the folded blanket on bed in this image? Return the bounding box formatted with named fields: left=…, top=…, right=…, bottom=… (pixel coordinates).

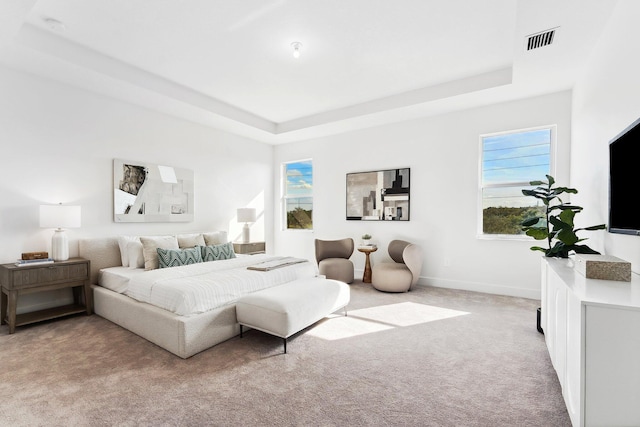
left=247, top=257, right=308, bottom=271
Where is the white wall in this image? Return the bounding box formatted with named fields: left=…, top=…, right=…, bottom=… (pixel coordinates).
left=571, top=0, right=640, bottom=274
left=0, top=65, right=273, bottom=313
left=274, top=91, right=572, bottom=299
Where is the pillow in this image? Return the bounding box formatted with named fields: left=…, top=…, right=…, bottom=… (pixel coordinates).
left=176, top=233, right=205, bottom=248
left=157, top=247, right=203, bottom=269
left=203, top=231, right=228, bottom=246
left=140, top=236, right=179, bottom=270
left=200, top=242, right=236, bottom=262
left=117, top=235, right=139, bottom=267
left=127, top=240, right=145, bottom=269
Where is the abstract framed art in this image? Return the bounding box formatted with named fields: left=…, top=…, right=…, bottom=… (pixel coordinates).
left=113, top=158, right=194, bottom=222
left=346, top=168, right=410, bottom=221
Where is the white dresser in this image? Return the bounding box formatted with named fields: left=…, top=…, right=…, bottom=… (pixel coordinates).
left=541, top=258, right=640, bottom=427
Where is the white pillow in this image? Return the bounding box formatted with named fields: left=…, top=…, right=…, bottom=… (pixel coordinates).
left=117, top=235, right=139, bottom=267
left=127, top=240, right=145, bottom=269
left=203, top=231, right=228, bottom=246
left=177, top=233, right=205, bottom=248
left=140, top=235, right=179, bottom=270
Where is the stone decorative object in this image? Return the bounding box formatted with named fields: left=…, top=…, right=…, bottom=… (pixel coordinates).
left=574, top=254, right=632, bottom=282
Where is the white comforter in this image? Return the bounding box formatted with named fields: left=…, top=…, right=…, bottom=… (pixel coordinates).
left=124, top=255, right=319, bottom=316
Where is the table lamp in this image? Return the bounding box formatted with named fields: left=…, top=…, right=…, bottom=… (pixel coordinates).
left=237, top=208, right=256, bottom=244
left=40, top=204, right=81, bottom=261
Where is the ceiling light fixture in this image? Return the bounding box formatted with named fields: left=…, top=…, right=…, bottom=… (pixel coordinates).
left=291, top=42, right=302, bottom=59
left=43, top=17, right=66, bottom=32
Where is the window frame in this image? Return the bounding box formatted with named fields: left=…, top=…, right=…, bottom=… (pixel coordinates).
left=477, top=125, right=556, bottom=240
left=282, top=158, right=314, bottom=231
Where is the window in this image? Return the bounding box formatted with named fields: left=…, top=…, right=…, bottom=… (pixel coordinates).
left=480, top=126, right=554, bottom=236
left=283, top=159, right=313, bottom=230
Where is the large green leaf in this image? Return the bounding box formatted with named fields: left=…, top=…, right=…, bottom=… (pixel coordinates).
left=546, top=241, right=569, bottom=258
left=579, top=224, right=607, bottom=231
left=521, top=217, right=540, bottom=227
left=555, top=243, right=572, bottom=258
left=522, top=189, right=551, bottom=200
left=572, top=244, right=601, bottom=255
left=525, top=228, right=548, bottom=240
left=559, top=209, right=576, bottom=227
left=549, top=215, right=571, bottom=231
left=557, top=228, right=579, bottom=245
left=548, top=206, right=582, bottom=216
left=552, top=187, right=578, bottom=195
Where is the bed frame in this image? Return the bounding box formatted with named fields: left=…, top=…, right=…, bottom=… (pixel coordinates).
left=79, top=237, right=241, bottom=358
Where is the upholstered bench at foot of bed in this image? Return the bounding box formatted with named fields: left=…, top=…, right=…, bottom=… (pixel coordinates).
left=236, top=277, right=350, bottom=353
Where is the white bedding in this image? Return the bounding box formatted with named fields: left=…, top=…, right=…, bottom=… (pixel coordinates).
left=104, top=255, right=319, bottom=316
left=99, top=254, right=256, bottom=293
left=98, top=266, right=148, bottom=293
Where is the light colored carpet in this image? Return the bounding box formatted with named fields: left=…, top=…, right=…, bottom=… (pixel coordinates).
left=0, top=281, right=570, bottom=426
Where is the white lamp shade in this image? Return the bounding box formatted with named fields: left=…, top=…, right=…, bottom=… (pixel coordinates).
left=237, top=208, right=256, bottom=223
left=40, top=205, right=81, bottom=229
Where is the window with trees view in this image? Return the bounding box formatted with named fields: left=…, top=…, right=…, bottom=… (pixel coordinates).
left=480, top=126, right=554, bottom=236
left=283, top=160, right=313, bottom=230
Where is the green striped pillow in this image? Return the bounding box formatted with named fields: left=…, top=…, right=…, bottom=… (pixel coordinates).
left=200, top=242, right=236, bottom=262
left=157, top=246, right=203, bottom=268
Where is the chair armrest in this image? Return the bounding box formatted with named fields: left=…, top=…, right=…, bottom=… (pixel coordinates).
left=403, top=244, right=423, bottom=289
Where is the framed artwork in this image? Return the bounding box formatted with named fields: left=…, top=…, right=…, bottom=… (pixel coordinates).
left=113, top=158, right=194, bottom=222
left=346, top=168, right=410, bottom=221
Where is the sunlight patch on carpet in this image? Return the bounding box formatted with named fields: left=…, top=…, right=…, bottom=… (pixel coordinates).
left=308, top=302, right=470, bottom=341
left=352, top=302, right=470, bottom=327
left=307, top=316, right=394, bottom=340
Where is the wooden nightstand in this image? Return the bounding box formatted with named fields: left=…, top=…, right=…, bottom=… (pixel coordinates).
left=0, top=257, right=91, bottom=334
left=233, top=242, right=266, bottom=255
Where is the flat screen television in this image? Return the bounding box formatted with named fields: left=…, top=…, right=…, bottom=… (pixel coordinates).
left=609, top=117, right=640, bottom=235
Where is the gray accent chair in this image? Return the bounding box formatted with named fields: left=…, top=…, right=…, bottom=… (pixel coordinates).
left=315, top=238, right=355, bottom=284
left=371, top=240, right=423, bottom=292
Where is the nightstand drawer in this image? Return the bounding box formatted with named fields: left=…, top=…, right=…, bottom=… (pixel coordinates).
left=11, top=264, right=88, bottom=288
left=233, top=242, right=266, bottom=255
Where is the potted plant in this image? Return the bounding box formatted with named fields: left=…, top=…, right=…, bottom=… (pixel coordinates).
left=520, top=175, right=606, bottom=258
left=361, top=234, right=372, bottom=246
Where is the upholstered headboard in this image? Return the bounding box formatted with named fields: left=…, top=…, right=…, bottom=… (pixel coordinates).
left=78, top=237, right=122, bottom=285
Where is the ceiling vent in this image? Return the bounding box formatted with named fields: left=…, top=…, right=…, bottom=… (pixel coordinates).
left=525, top=27, right=558, bottom=51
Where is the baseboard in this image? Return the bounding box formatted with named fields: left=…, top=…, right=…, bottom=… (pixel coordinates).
left=354, top=268, right=540, bottom=300
left=416, top=276, right=540, bottom=300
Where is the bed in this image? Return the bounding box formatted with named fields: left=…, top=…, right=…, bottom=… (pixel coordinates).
left=78, top=235, right=318, bottom=358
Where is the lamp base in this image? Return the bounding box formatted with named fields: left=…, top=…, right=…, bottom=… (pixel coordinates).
left=242, top=223, right=251, bottom=244
left=51, top=228, right=69, bottom=261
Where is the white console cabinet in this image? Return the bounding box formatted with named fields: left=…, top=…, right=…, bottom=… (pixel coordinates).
left=541, top=258, right=640, bottom=427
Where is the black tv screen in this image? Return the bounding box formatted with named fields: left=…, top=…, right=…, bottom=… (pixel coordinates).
left=609, top=117, right=640, bottom=235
